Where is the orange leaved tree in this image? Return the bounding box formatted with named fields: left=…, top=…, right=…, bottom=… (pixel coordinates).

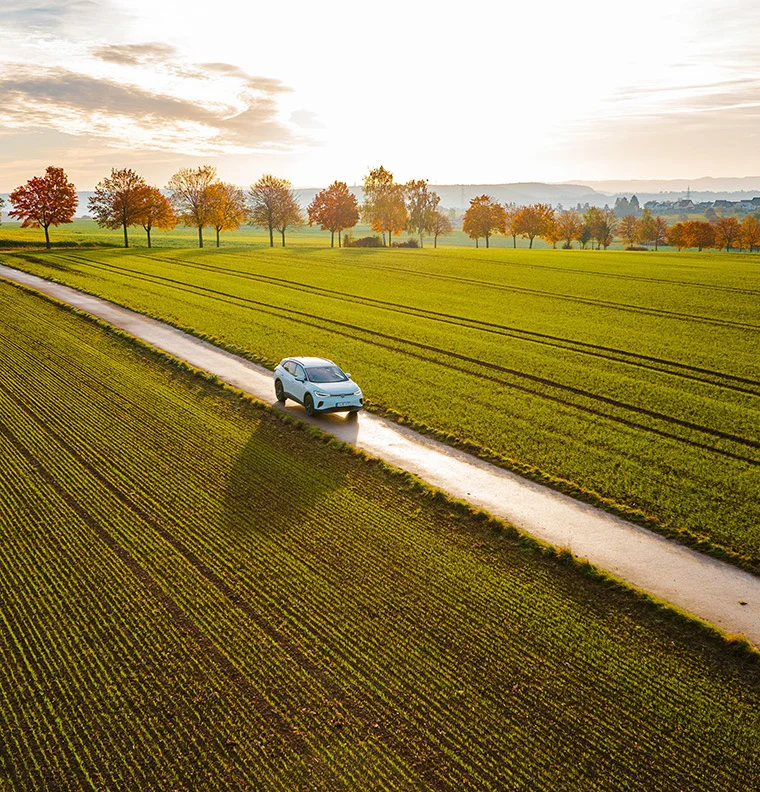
left=208, top=182, right=247, bottom=247
left=555, top=210, right=583, bottom=249
left=462, top=195, right=506, bottom=248
left=307, top=181, right=360, bottom=247
left=666, top=223, right=686, bottom=250
left=741, top=215, right=760, bottom=252
left=137, top=187, right=176, bottom=248
left=714, top=216, right=742, bottom=251
left=9, top=166, right=78, bottom=248
left=514, top=203, right=554, bottom=249
left=683, top=220, right=715, bottom=251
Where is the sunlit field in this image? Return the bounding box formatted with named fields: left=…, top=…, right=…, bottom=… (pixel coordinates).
left=1, top=281, right=759, bottom=790
left=3, top=244, right=758, bottom=570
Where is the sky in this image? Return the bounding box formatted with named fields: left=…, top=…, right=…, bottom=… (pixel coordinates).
left=2, top=0, right=760, bottom=190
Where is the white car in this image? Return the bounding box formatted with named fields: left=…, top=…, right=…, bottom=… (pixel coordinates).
left=274, top=357, right=363, bottom=416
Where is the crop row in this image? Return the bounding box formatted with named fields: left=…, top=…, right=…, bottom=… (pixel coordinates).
left=4, top=247, right=758, bottom=562
left=1, top=282, right=760, bottom=789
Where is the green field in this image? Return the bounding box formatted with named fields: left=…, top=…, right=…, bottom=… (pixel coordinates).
left=1, top=281, right=760, bottom=790
left=2, top=245, right=758, bottom=569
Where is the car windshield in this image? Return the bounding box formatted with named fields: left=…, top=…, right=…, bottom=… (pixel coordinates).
left=306, top=365, right=348, bottom=383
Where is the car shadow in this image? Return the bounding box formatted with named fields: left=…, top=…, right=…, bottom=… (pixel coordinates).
left=219, top=414, right=353, bottom=538
left=270, top=399, right=361, bottom=446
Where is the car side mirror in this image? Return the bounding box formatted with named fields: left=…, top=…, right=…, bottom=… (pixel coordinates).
left=296, top=376, right=305, bottom=382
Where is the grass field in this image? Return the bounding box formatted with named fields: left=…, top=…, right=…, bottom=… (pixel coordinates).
left=2, top=245, right=758, bottom=570
left=1, top=280, right=760, bottom=790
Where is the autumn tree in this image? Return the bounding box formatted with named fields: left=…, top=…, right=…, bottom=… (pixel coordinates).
left=555, top=210, right=583, bottom=249
left=714, top=216, right=742, bottom=251
left=683, top=220, right=715, bottom=251
left=637, top=207, right=656, bottom=247
left=504, top=202, right=519, bottom=248
left=462, top=195, right=506, bottom=248
left=88, top=168, right=149, bottom=248
left=514, top=203, right=554, bottom=249
left=581, top=207, right=616, bottom=250
left=652, top=216, right=669, bottom=251
left=248, top=174, right=301, bottom=247
left=405, top=179, right=440, bottom=247
left=137, top=186, right=176, bottom=248
left=362, top=166, right=408, bottom=246
left=206, top=182, right=247, bottom=247
left=618, top=214, right=640, bottom=248
left=166, top=165, right=217, bottom=248
left=666, top=223, right=686, bottom=250
left=741, top=215, right=760, bottom=252
left=431, top=210, right=452, bottom=249
left=307, top=181, right=360, bottom=247
left=9, top=166, right=78, bottom=248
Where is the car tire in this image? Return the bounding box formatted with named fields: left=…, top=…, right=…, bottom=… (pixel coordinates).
left=304, top=393, right=315, bottom=416
left=275, top=379, right=286, bottom=404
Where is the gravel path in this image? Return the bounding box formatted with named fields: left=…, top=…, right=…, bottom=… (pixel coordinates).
left=3, top=263, right=758, bottom=646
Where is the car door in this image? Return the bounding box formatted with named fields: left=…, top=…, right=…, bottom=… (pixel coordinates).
left=289, top=362, right=308, bottom=404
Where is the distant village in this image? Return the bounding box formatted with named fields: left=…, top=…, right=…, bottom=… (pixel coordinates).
left=611, top=193, right=760, bottom=218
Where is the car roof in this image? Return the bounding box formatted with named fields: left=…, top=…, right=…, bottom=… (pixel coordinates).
left=286, top=356, right=336, bottom=367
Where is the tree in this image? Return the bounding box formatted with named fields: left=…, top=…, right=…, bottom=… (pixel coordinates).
left=405, top=180, right=440, bottom=248
left=504, top=202, right=519, bottom=248
left=683, top=220, right=715, bottom=251
left=249, top=174, right=302, bottom=247
left=307, top=181, right=360, bottom=247
left=88, top=168, right=148, bottom=248
left=431, top=210, right=452, bottom=249
left=593, top=208, right=617, bottom=249
left=714, top=216, right=742, bottom=251
left=613, top=196, right=630, bottom=219
left=166, top=165, right=217, bottom=248
left=462, top=195, right=506, bottom=248
left=667, top=223, right=686, bottom=250
left=514, top=203, right=554, bottom=248
left=137, top=186, right=176, bottom=248
left=630, top=195, right=641, bottom=215
left=637, top=207, right=656, bottom=247
left=618, top=214, right=640, bottom=248
left=207, top=182, right=247, bottom=247
left=540, top=215, right=561, bottom=248
left=9, top=166, right=77, bottom=248
left=0, top=195, right=4, bottom=225
left=362, top=166, right=407, bottom=247
left=555, top=210, right=584, bottom=249
left=652, top=216, right=668, bottom=251
left=741, top=215, right=760, bottom=252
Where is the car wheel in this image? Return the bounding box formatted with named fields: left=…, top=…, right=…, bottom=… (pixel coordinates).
left=275, top=379, right=286, bottom=404
left=304, top=393, right=315, bottom=417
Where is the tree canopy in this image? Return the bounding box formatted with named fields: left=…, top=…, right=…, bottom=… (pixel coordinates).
left=89, top=168, right=149, bottom=248
left=208, top=182, right=247, bottom=247
left=362, top=166, right=407, bottom=246
left=462, top=195, right=506, bottom=248
left=307, top=181, right=359, bottom=247
left=249, top=174, right=302, bottom=247
left=405, top=179, right=440, bottom=248
left=166, top=165, right=218, bottom=248
left=9, top=166, right=78, bottom=248
left=138, top=186, right=176, bottom=248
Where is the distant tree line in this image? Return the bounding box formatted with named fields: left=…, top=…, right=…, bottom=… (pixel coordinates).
left=4, top=164, right=760, bottom=252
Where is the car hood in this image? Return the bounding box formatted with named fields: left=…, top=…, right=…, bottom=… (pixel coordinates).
left=310, top=380, right=359, bottom=395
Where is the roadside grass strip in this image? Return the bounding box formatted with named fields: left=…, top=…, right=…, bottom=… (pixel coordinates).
left=3, top=246, right=758, bottom=568
left=0, top=282, right=759, bottom=789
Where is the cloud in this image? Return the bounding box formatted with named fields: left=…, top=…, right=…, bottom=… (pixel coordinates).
left=92, top=42, right=177, bottom=66
left=0, top=62, right=300, bottom=155
left=290, top=109, right=325, bottom=129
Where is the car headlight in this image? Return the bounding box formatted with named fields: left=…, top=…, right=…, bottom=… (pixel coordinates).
left=353, top=390, right=362, bottom=397
left=314, top=390, right=331, bottom=397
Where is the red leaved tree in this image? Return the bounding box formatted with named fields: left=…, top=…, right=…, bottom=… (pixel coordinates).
left=9, top=166, right=78, bottom=248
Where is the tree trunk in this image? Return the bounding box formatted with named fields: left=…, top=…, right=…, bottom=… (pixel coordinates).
left=44, top=224, right=51, bottom=249
left=281, top=230, right=286, bottom=247
left=388, top=230, right=392, bottom=247
left=486, top=233, right=490, bottom=249
left=382, top=231, right=386, bottom=247
left=476, top=238, right=479, bottom=249
left=434, top=234, right=438, bottom=249
left=216, top=227, right=221, bottom=247
left=529, top=236, right=534, bottom=249
left=269, top=224, right=274, bottom=247
left=512, top=234, right=516, bottom=248
left=331, top=230, right=334, bottom=248
left=198, top=226, right=204, bottom=248
left=123, top=223, right=129, bottom=248
left=147, top=227, right=152, bottom=248
left=339, top=231, right=342, bottom=248
left=419, top=232, right=423, bottom=248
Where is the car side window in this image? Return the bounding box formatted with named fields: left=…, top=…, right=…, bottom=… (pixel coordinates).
left=294, top=364, right=306, bottom=381
left=284, top=361, right=296, bottom=376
